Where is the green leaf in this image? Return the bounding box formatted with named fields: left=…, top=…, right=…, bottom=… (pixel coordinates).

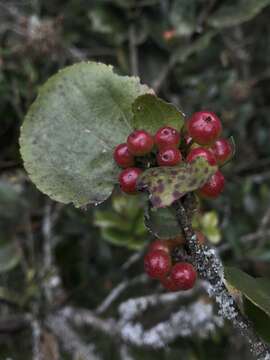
left=89, top=6, right=127, bottom=45
left=0, top=243, right=21, bottom=273
left=145, top=206, right=181, bottom=239
left=0, top=287, right=21, bottom=306
left=94, top=193, right=148, bottom=249
left=137, top=158, right=217, bottom=208
left=208, top=0, right=270, bottom=29
left=224, top=267, right=270, bottom=317
left=131, top=94, right=184, bottom=134
left=94, top=211, right=133, bottom=232
left=101, top=228, right=146, bottom=250
left=170, top=0, right=197, bottom=37
left=193, top=211, right=221, bottom=244
left=244, top=298, right=270, bottom=344
left=0, top=180, right=27, bottom=232
left=20, top=62, right=149, bottom=208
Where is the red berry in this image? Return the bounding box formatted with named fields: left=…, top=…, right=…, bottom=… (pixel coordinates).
left=157, top=148, right=182, bottom=166
left=210, top=138, right=232, bottom=165
left=127, top=130, right=154, bottom=156
left=186, top=147, right=217, bottom=166
left=187, top=111, right=222, bottom=145
left=144, top=250, right=171, bottom=279
left=149, top=240, right=170, bottom=254
left=170, top=262, right=197, bottom=290
left=119, top=167, right=142, bottom=194
left=161, top=274, right=180, bottom=292
left=154, top=126, right=180, bottom=149
left=113, top=143, right=134, bottom=168
left=198, top=170, right=225, bottom=198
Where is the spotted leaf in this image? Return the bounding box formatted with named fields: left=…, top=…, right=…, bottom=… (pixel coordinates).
left=137, top=158, right=217, bottom=208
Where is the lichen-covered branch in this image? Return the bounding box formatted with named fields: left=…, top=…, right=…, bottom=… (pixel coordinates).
left=60, top=286, right=222, bottom=350
left=46, top=314, right=100, bottom=360
left=173, top=198, right=270, bottom=360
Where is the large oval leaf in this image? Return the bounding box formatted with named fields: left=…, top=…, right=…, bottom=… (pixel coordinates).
left=20, top=62, right=149, bottom=207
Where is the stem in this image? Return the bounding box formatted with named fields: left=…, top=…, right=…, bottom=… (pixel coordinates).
left=173, top=198, right=270, bottom=360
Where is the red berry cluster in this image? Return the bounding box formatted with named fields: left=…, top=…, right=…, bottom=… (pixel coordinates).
left=113, top=111, right=232, bottom=198
left=143, top=237, right=203, bottom=292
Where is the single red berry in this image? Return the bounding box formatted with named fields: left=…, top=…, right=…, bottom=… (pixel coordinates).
left=187, top=111, right=222, bottom=145
left=144, top=249, right=171, bottom=279
left=154, top=126, right=180, bottom=149
left=113, top=143, right=134, bottom=168
left=210, top=138, right=232, bottom=165
left=170, top=262, right=197, bottom=290
left=198, top=170, right=225, bottom=198
left=186, top=147, right=217, bottom=166
left=161, top=274, right=180, bottom=292
left=127, top=130, right=154, bottom=156
left=149, top=240, right=170, bottom=254
left=157, top=148, right=182, bottom=166
left=119, top=167, right=142, bottom=194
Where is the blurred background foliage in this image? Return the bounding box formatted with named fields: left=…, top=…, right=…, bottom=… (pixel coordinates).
left=0, top=0, right=270, bottom=359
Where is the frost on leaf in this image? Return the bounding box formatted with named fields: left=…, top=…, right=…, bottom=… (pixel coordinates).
left=137, top=158, right=217, bottom=208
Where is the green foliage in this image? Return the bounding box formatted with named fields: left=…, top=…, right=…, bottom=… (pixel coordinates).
left=0, top=243, right=21, bottom=273
left=170, top=0, right=197, bottom=36
left=145, top=206, right=180, bottom=239
left=224, top=267, right=270, bottom=317
left=193, top=211, right=221, bottom=244
left=137, top=158, right=217, bottom=208
left=20, top=62, right=149, bottom=207
left=244, top=298, right=270, bottom=344
left=131, top=94, right=184, bottom=133
left=0, top=180, right=25, bottom=273
left=208, top=0, right=270, bottom=29
left=94, top=193, right=148, bottom=249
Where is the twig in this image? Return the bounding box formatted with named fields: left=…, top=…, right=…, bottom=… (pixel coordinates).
left=31, top=318, right=42, bottom=360
left=58, top=295, right=222, bottom=350
left=173, top=198, right=270, bottom=360
left=0, top=314, right=30, bottom=333
left=41, top=201, right=63, bottom=305
left=219, top=229, right=270, bottom=254
left=96, top=274, right=148, bottom=314
left=121, top=250, right=144, bottom=270
left=152, top=56, right=177, bottom=94
left=218, top=205, right=270, bottom=254
left=120, top=344, right=135, bottom=360
left=120, top=299, right=223, bottom=348
left=118, top=281, right=208, bottom=322
left=128, top=23, right=139, bottom=76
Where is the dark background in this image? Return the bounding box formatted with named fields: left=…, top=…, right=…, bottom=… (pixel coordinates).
left=0, top=1, right=270, bottom=359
